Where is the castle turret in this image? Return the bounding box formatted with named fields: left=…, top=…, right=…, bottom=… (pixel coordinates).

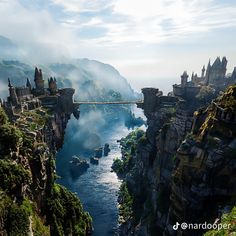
left=48, top=77, right=57, bottom=95
left=181, top=71, right=188, bottom=87
left=191, top=72, right=194, bottom=81
left=222, top=56, right=227, bottom=77
left=201, top=65, right=205, bottom=78
left=26, top=78, right=32, bottom=91
left=8, top=78, right=19, bottom=105
left=34, top=67, right=45, bottom=95
left=205, top=59, right=211, bottom=85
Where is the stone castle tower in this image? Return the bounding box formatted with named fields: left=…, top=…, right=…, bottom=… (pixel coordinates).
left=26, top=78, right=32, bottom=91
left=201, top=65, right=205, bottom=78
left=205, top=57, right=227, bottom=85
left=8, top=78, right=19, bottom=106
left=48, top=77, right=57, bottom=95
left=181, top=71, right=189, bottom=87
left=34, top=67, right=44, bottom=94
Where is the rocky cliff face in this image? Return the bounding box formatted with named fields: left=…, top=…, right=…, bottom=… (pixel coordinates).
left=166, top=85, right=236, bottom=235
left=0, top=105, right=92, bottom=235
left=116, top=86, right=236, bottom=236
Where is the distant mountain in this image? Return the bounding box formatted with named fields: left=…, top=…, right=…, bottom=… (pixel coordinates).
left=0, top=59, right=138, bottom=100
left=50, top=59, right=137, bottom=100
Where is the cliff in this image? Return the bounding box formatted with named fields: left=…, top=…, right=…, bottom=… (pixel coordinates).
left=115, top=85, right=236, bottom=236
left=0, top=104, right=92, bottom=235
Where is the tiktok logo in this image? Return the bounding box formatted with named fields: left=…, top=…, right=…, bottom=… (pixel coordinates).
left=173, top=222, right=180, bottom=230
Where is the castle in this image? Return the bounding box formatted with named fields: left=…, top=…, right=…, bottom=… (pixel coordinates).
left=1, top=67, right=80, bottom=119
left=173, top=57, right=236, bottom=98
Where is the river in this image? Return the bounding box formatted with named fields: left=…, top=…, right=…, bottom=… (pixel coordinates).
left=57, top=105, right=146, bottom=236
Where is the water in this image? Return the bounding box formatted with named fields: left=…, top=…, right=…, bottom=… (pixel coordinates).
left=57, top=105, right=146, bottom=236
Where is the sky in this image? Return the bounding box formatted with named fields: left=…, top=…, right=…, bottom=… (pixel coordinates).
left=0, top=0, right=236, bottom=91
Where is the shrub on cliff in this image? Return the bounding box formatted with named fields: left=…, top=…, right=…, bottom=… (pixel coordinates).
left=112, top=158, right=125, bottom=174
left=47, top=184, right=92, bottom=236
left=0, top=124, right=23, bottom=155
left=0, top=160, right=30, bottom=195
left=0, top=107, right=8, bottom=125
left=118, top=182, right=134, bottom=223
left=204, top=207, right=236, bottom=236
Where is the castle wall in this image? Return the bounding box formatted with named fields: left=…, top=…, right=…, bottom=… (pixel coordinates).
left=58, top=88, right=75, bottom=115
left=185, top=86, right=201, bottom=98
left=141, top=88, right=161, bottom=116
left=173, top=85, right=184, bottom=97
left=15, top=87, right=33, bottom=102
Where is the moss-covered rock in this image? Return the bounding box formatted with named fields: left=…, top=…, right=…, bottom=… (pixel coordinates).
left=47, top=184, right=92, bottom=236
left=0, top=106, right=92, bottom=235
left=204, top=207, right=236, bottom=236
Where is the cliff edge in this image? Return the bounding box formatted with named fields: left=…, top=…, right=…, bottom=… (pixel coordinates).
left=0, top=103, right=92, bottom=235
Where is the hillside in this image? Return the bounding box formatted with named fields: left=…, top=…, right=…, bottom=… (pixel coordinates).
left=0, top=59, right=138, bottom=101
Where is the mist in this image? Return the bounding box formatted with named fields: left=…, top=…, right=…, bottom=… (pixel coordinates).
left=56, top=106, right=128, bottom=177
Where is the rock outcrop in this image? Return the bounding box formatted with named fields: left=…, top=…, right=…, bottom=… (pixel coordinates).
left=0, top=102, right=92, bottom=235
left=115, top=85, right=236, bottom=236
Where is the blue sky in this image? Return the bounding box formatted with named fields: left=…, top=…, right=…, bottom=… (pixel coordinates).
left=0, top=0, right=236, bottom=90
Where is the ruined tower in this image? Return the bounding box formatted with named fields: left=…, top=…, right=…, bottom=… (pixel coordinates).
left=34, top=67, right=44, bottom=95
left=48, top=77, right=57, bottom=95
left=7, top=78, right=19, bottom=106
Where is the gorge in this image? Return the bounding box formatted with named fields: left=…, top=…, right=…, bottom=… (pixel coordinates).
left=0, top=56, right=236, bottom=236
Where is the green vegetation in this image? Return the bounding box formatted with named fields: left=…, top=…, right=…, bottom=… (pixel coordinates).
left=0, top=160, right=30, bottom=195
left=118, top=182, right=134, bottom=222
left=0, top=107, right=8, bottom=125
left=217, top=85, right=236, bottom=110
left=107, top=89, right=122, bottom=101
left=21, top=109, right=50, bottom=131
left=112, top=129, right=145, bottom=174
left=0, top=123, right=23, bottom=155
left=0, top=106, right=92, bottom=235
left=0, top=194, right=50, bottom=236
left=112, top=158, right=125, bottom=174
left=204, top=207, right=236, bottom=236
left=47, top=184, right=92, bottom=236
left=137, top=133, right=148, bottom=146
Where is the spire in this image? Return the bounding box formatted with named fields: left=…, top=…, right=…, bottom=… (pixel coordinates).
left=39, top=69, right=43, bottom=78
left=8, top=78, right=12, bottom=88
left=34, top=67, right=39, bottom=81
left=26, top=78, right=31, bottom=88
left=201, top=65, right=206, bottom=78
left=26, top=78, right=32, bottom=91
left=207, top=59, right=211, bottom=68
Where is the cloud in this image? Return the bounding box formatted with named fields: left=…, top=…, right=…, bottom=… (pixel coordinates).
left=48, top=0, right=236, bottom=45
left=51, top=0, right=112, bottom=14
left=0, top=0, right=236, bottom=85
left=0, top=0, right=77, bottom=63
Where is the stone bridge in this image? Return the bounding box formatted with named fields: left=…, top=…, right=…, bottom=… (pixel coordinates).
left=73, top=100, right=143, bottom=105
